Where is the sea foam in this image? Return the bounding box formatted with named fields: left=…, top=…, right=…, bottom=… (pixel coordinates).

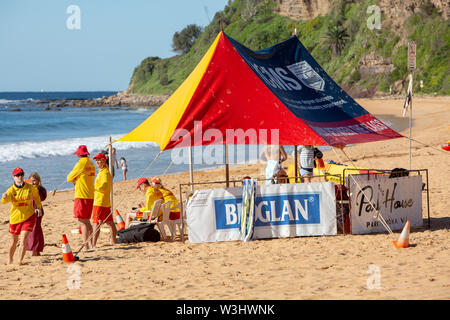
left=0, top=134, right=158, bottom=163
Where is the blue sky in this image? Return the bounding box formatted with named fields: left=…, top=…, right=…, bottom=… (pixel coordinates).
left=0, top=0, right=228, bottom=92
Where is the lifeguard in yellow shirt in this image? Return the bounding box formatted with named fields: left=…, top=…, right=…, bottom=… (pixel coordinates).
left=2, top=168, right=42, bottom=265
left=151, top=177, right=181, bottom=220
left=124, top=177, right=164, bottom=228
left=91, top=153, right=116, bottom=247
left=67, top=145, right=95, bottom=249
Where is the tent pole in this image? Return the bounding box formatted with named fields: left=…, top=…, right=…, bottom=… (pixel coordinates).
left=189, top=146, right=194, bottom=192
left=225, top=144, right=229, bottom=188
left=109, top=136, right=114, bottom=218
left=294, top=145, right=298, bottom=183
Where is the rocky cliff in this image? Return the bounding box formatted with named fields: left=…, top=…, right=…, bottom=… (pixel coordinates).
left=275, top=0, right=330, bottom=20
left=276, top=0, right=449, bottom=21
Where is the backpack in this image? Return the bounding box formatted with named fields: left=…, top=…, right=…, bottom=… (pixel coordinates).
left=116, top=223, right=160, bottom=243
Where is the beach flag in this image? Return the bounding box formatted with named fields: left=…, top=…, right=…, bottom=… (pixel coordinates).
left=393, top=221, right=410, bottom=248
left=241, top=179, right=257, bottom=242
left=62, top=234, right=76, bottom=263
left=403, top=74, right=413, bottom=117
left=117, top=32, right=402, bottom=149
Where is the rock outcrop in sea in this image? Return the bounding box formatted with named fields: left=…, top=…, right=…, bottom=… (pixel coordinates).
left=65, top=92, right=169, bottom=108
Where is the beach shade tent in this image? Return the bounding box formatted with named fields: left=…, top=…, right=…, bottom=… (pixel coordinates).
left=117, top=31, right=402, bottom=179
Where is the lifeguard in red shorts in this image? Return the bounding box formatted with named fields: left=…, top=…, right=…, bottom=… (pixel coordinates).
left=67, top=145, right=95, bottom=249
left=91, top=152, right=116, bottom=247
left=1, top=168, right=42, bottom=265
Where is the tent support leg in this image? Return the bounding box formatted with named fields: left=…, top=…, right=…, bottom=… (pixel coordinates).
left=225, top=144, right=229, bottom=188
left=189, top=146, right=194, bottom=192
left=294, top=145, right=298, bottom=183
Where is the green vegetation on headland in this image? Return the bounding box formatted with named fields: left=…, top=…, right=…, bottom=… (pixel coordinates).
left=129, top=0, right=449, bottom=97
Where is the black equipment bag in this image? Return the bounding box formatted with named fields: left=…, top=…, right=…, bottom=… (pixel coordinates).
left=117, top=223, right=160, bottom=243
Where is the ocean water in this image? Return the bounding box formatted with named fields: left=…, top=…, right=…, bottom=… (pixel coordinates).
left=0, top=92, right=278, bottom=193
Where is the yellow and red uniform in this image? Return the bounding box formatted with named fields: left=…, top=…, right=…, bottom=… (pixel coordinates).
left=67, top=156, right=95, bottom=219
left=93, top=167, right=111, bottom=207
left=67, top=156, right=95, bottom=199
left=2, top=183, right=42, bottom=234
left=140, top=187, right=164, bottom=221
left=92, top=167, right=112, bottom=223
left=159, top=187, right=180, bottom=220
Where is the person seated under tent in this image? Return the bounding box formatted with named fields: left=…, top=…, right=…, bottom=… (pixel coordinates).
left=124, top=177, right=164, bottom=228
left=149, top=177, right=181, bottom=220
left=272, top=168, right=289, bottom=184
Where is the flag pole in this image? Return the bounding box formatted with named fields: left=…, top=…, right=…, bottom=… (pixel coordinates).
left=409, top=72, right=413, bottom=170
left=406, top=40, right=416, bottom=171
left=108, top=136, right=114, bottom=219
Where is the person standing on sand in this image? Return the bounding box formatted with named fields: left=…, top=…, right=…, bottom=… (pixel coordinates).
left=91, top=153, right=116, bottom=247
left=298, top=145, right=315, bottom=183
left=25, top=172, right=47, bottom=256
left=119, top=157, right=128, bottom=181
left=67, top=145, right=95, bottom=250
left=260, top=145, right=287, bottom=185
left=1, top=168, right=42, bottom=265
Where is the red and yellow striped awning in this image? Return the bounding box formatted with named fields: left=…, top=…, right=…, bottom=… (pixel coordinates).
left=118, top=32, right=402, bottom=150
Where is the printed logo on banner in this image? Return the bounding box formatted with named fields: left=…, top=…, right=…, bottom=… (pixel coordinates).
left=287, top=61, right=325, bottom=91
left=350, top=175, right=423, bottom=234
left=214, top=193, right=321, bottom=230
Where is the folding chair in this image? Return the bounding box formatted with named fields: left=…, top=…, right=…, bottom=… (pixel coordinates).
left=168, top=203, right=185, bottom=241
left=128, top=199, right=163, bottom=228
left=156, top=201, right=172, bottom=241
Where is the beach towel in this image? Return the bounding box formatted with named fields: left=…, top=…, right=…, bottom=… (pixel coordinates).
left=241, top=179, right=257, bottom=242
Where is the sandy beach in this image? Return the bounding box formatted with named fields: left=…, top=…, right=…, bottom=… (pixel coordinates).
left=0, top=97, right=449, bottom=300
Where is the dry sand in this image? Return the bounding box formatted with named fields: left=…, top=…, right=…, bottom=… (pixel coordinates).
left=0, top=97, right=449, bottom=300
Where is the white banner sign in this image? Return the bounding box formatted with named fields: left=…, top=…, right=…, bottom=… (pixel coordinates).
left=186, top=182, right=337, bottom=244
left=349, top=175, right=423, bottom=234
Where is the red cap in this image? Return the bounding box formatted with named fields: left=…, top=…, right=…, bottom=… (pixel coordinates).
left=12, top=167, right=24, bottom=176
left=74, top=145, right=90, bottom=156
left=152, top=177, right=161, bottom=185
left=93, top=153, right=106, bottom=160
left=135, top=177, right=149, bottom=190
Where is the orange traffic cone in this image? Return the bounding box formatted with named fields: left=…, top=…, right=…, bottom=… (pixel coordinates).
left=114, top=209, right=125, bottom=231
left=393, top=221, right=410, bottom=248
left=62, top=234, right=75, bottom=263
